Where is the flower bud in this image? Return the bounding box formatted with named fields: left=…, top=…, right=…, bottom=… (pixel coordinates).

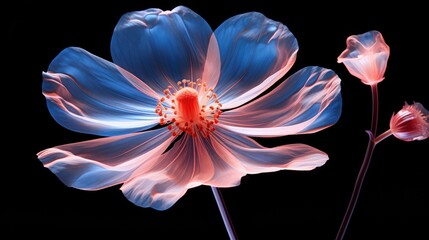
left=338, top=31, right=390, bottom=85
left=390, top=102, right=429, bottom=141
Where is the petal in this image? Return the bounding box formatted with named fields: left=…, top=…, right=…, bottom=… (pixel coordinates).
left=338, top=31, right=388, bottom=59
left=43, top=47, right=161, bottom=136
left=157, top=134, right=246, bottom=187
left=154, top=134, right=217, bottom=185
left=37, top=128, right=174, bottom=190
left=214, top=12, right=298, bottom=109
left=341, top=51, right=389, bottom=85
left=119, top=123, right=328, bottom=210
left=111, top=6, right=218, bottom=94
left=120, top=172, right=188, bottom=211
left=212, top=127, right=328, bottom=173
left=121, top=133, right=246, bottom=210
left=132, top=134, right=246, bottom=188
left=220, top=66, right=342, bottom=137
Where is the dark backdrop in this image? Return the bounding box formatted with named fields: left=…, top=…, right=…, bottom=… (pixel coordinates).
left=5, top=1, right=428, bottom=239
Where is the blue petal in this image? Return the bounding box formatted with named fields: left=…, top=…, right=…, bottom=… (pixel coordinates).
left=346, top=31, right=384, bottom=58
left=38, top=128, right=174, bottom=190
left=220, top=66, right=342, bottom=137
left=43, top=47, right=160, bottom=136
left=111, top=6, right=214, bottom=93
left=214, top=12, right=298, bottom=109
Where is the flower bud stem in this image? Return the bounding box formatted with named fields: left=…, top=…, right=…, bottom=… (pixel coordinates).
left=375, top=129, right=392, bottom=144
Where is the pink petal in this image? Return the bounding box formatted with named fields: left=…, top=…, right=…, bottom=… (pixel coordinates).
left=120, top=126, right=328, bottom=210
left=212, top=127, right=329, bottom=173
left=37, top=128, right=174, bottom=190
left=120, top=172, right=188, bottom=211
left=220, top=66, right=342, bottom=137
left=199, top=34, right=221, bottom=99
left=120, top=133, right=247, bottom=210
left=131, top=134, right=246, bottom=188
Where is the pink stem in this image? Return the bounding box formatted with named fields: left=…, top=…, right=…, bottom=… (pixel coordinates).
left=375, top=129, right=392, bottom=144
left=336, top=131, right=375, bottom=240
left=336, top=84, right=380, bottom=240
left=370, top=84, right=379, bottom=135
left=211, top=187, right=238, bottom=240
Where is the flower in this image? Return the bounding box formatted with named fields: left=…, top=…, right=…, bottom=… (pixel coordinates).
left=38, top=6, right=342, bottom=210
left=390, top=102, right=429, bottom=141
left=338, top=30, right=390, bottom=85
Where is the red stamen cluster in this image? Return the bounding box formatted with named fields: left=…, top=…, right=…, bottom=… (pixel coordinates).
left=155, top=79, right=222, bottom=137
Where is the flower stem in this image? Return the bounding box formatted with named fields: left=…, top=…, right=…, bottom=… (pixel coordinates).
left=336, top=131, right=375, bottom=240
left=211, top=187, right=238, bottom=240
left=370, top=84, right=379, bottom=135
left=375, top=129, right=392, bottom=144
left=336, top=84, right=380, bottom=240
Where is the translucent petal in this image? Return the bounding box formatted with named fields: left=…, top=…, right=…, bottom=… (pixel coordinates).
left=119, top=124, right=329, bottom=210
left=43, top=47, right=161, bottom=136
left=212, top=127, right=329, bottom=172
left=37, top=128, right=173, bottom=190
left=111, top=6, right=218, bottom=94
left=341, top=52, right=388, bottom=85
left=121, top=172, right=188, bottom=211
left=214, top=12, right=298, bottom=109
left=120, top=133, right=246, bottom=210
left=220, top=66, right=342, bottom=137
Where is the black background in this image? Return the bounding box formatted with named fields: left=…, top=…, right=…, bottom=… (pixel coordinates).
left=5, top=1, right=428, bottom=239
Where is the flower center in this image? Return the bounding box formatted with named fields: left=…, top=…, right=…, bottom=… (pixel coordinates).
left=155, top=79, right=222, bottom=137
left=176, top=87, right=200, bottom=122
